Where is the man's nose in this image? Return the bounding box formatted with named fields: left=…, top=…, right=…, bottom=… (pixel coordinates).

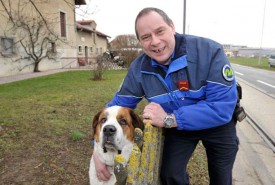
left=151, top=34, right=161, bottom=45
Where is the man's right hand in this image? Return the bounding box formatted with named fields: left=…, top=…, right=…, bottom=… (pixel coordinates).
left=93, top=152, right=111, bottom=181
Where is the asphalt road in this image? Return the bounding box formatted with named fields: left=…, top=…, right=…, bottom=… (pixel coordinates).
left=232, top=64, right=275, bottom=97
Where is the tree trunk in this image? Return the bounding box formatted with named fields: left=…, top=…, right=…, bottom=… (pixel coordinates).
left=33, top=61, right=40, bottom=72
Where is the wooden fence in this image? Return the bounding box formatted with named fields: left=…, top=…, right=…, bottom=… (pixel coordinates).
left=114, top=122, right=164, bottom=185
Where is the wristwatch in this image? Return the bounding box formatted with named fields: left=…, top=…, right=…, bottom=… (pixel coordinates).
left=164, top=113, right=175, bottom=128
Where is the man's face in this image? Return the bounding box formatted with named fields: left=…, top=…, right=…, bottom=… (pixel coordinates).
left=136, top=11, right=176, bottom=65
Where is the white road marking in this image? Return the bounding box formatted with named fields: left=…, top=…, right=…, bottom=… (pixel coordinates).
left=235, top=71, right=244, bottom=76
left=257, top=80, right=275, bottom=88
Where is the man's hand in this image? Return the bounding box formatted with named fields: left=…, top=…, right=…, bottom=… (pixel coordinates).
left=142, top=102, right=167, bottom=127
left=93, top=152, right=111, bottom=181
left=143, top=102, right=177, bottom=128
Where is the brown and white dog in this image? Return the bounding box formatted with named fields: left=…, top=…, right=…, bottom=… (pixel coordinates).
left=89, top=106, right=144, bottom=185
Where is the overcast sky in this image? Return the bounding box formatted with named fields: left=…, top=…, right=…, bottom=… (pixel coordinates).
left=77, top=0, right=275, bottom=48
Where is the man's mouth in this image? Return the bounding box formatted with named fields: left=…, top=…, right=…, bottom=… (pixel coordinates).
left=153, top=46, right=165, bottom=53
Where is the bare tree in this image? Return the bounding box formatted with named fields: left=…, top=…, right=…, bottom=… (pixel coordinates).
left=91, top=55, right=107, bottom=80
left=110, top=34, right=142, bottom=68
left=0, top=0, right=64, bottom=72
left=75, top=0, right=97, bottom=19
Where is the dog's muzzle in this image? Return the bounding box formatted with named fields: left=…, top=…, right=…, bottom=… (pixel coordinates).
left=102, top=125, right=118, bottom=153
left=103, top=125, right=117, bottom=136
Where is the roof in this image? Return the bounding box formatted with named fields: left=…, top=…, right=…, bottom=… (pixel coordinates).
left=96, top=31, right=111, bottom=38
left=77, top=20, right=96, bottom=25
left=76, top=21, right=110, bottom=38
left=75, top=0, right=86, bottom=5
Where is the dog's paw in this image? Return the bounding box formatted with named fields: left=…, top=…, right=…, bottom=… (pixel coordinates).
left=134, top=128, right=143, bottom=150
left=114, top=155, right=128, bottom=185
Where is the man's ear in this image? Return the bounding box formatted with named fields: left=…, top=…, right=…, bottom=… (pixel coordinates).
left=170, top=21, right=176, bottom=33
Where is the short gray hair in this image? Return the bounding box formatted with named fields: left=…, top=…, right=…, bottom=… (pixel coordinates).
left=135, top=7, right=172, bottom=39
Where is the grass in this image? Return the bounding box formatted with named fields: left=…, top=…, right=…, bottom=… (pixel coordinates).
left=71, top=130, right=86, bottom=141
left=0, top=70, right=208, bottom=184
left=229, top=57, right=275, bottom=71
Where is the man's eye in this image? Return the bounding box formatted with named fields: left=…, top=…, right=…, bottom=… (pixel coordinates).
left=119, top=119, right=127, bottom=125
left=141, top=35, right=150, bottom=41
left=157, top=29, right=164, bottom=35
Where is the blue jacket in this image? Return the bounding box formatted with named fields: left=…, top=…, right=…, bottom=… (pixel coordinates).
left=107, top=33, right=238, bottom=131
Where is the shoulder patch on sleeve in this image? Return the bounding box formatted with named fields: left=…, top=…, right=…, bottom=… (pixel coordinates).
left=222, top=64, right=234, bottom=81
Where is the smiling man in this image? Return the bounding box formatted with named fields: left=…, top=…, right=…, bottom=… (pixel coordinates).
left=135, top=10, right=176, bottom=66
left=93, top=7, right=239, bottom=185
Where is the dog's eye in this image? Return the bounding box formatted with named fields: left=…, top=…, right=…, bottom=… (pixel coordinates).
left=100, top=118, right=107, bottom=124
left=119, top=119, right=127, bottom=125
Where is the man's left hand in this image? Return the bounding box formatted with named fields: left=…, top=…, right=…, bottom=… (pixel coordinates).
left=142, top=102, right=167, bottom=127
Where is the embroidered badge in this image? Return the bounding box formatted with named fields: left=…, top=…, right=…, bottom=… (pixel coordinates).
left=222, top=64, right=234, bottom=81
left=178, top=80, right=189, bottom=91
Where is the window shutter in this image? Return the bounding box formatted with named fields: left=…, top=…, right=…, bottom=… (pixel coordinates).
left=1, top=38, right=13, bottom=55
left=60, top=12, right=66, bottom=37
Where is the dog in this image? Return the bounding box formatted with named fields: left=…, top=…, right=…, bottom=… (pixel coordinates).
left=89, top=106, right=144, bottom=185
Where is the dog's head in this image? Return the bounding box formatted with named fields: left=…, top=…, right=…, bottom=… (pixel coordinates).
left=92, top=106, right=144, bottom=152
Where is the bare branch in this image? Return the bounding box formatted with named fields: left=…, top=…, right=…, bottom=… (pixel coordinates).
left=0, top=0, right=15, bottom=24
left=28, top=0, right=49, bottom=28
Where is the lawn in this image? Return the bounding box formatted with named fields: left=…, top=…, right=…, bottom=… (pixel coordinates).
left=0, top=70, right=208, bottom=184
left=229, top=57, right=275, bottom=71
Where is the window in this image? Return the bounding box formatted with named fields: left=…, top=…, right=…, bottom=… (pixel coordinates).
left=60, top=12, right=66, bottom=37
left=96, top=48, right=98, bottom=54
left=90, top=47, right=93, bottom=53
left=47, top=42, right=56, bottom=53
left=100, top=47, right=102, bottom=54
left=78, top=46, right=83, bottom=54
left=1, top=37, right=14, bottom=55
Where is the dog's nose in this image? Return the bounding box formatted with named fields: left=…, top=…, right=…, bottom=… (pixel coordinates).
left=103, top=125, right=117, bottom=136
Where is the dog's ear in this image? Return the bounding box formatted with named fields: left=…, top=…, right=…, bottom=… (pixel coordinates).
left=129, top=109, right=144, bottom=131
left=92, top=110, right=102, bottom=135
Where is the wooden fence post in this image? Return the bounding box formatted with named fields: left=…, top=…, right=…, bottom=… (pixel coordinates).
left=114, top=122, right=164, bottom=185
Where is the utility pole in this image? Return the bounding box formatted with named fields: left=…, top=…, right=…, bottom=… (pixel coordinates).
left=258, top=0, right=267, bottom=65
left=183, top=0, right=186, bottom=34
